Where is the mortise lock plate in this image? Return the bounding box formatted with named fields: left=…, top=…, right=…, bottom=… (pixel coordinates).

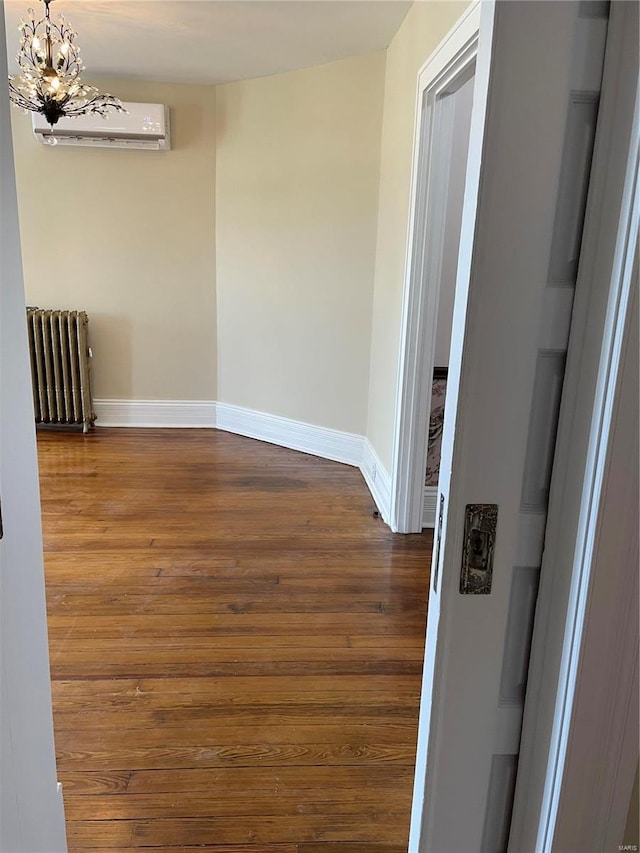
left=460, top=504, right=498, bottom=594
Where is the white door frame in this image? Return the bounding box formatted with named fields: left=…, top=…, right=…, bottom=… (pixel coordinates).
left=389, top=1, right=481, bottom=535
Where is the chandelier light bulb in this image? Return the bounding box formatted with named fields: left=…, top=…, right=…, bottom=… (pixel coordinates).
left=8, top=0, right=125, bottom=127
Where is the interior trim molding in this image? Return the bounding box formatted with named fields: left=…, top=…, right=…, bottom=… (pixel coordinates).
left=93, top=400, right=400, bottom=525
left=390, top=0, right=482, bottom=537
left=361, top=439, right=392, bottom=527
left=93, top=399, right=217, bottom=428
left=423, top=485, right=438, bottom=528
left=215, top=402, right=363, bottom=468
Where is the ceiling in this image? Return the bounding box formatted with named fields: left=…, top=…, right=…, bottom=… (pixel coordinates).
left=4, top=0, right=411, bottom=85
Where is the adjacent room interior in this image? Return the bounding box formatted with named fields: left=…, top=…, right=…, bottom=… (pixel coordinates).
left=9, top=0, right=472, bottom=517
left=6, top=0, right=473, bottom=848
left=4, top=1, right=638, bottom=851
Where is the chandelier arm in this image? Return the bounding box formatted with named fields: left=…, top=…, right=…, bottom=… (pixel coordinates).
left=8, top=86, right=41, bottom=112
left=63, top=95, right=125, bottom=118
left=26, top=35, right=39, bottom=70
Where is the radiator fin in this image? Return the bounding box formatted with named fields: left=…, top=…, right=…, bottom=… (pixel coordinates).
left=26, top=308, right=95, bottom=433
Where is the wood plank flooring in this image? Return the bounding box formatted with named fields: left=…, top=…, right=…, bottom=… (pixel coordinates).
left=38, top=428, right=432, bottom=852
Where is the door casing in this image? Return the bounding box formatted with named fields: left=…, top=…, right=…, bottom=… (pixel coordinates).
left=389, top=1, right=482, bottom=536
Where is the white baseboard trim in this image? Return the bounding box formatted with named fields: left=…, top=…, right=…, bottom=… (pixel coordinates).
left=92, top=399, right=397, bottom=527
left=422, top=485, right=438, bottom=528
left=216, top=402, right=364, bottom=468
left=94, top=399, right=216, bottom=428
left=361, top=439, right=392, bottom=526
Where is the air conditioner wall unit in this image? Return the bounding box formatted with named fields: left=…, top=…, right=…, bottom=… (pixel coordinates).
left=31, top=102, right=171, bottom=150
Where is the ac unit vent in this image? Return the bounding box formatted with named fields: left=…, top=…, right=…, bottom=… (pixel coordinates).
left=31, top=102, right=171, bottom=150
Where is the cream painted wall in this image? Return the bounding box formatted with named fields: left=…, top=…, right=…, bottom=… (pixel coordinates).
left=11, top=79, right=217, bottom=401
left=366, top=0, right=472, bottom=472
left=10, top=3, right=469, bottom=446
left=215, top=51, right=385, bottom=435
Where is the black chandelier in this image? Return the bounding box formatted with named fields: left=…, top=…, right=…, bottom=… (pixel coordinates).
left=8, top=0, right=124, bottom=127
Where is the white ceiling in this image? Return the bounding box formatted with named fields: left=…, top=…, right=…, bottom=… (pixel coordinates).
left=4, top=0, right=411, bottom=85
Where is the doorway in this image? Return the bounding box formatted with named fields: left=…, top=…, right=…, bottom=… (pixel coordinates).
left=422, top=73, right=474, bottom=529
left=389, top=6, right=479, bottom=536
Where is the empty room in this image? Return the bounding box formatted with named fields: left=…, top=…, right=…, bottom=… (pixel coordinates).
left=2, top=1, right=638, bottom=852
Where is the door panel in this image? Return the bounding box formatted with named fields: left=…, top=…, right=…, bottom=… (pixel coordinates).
left=0, top=4, right=67, bottom=849
left=510, top=0, right=640, bottom=843
left=410, top=3, right=608, bottom=850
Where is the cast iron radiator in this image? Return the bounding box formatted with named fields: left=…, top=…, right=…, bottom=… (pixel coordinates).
left=26, top=308, right=96, bottom=433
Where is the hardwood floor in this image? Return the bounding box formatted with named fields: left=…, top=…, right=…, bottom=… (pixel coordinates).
left=38, top=428, right=432, bottom=852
